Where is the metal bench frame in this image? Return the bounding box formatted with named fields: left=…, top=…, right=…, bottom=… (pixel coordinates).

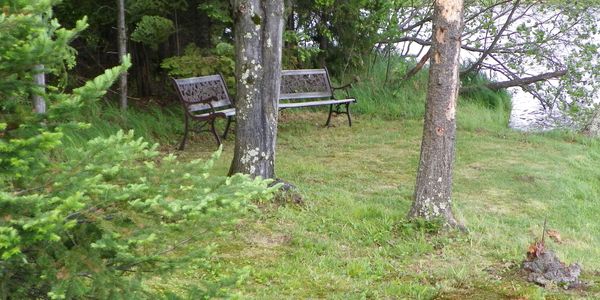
left=171, top=75, right=235, bottom=150
left=172, top=68, right=355, bottom=149
left=279, top=68, right=356, bottom=126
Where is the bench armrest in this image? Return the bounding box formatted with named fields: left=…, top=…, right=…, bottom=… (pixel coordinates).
left=183, top=95, right=219, bottom=115
left=332, top=83, right=353, bottom=99
left=332, top=82, right=353, bottom=90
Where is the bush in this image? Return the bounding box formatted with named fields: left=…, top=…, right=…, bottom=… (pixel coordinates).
left=161, top=43, right=236, bottom=94
left=460, top=72, right=512, bottom=111
left=131, top=15, right=175, bottom=50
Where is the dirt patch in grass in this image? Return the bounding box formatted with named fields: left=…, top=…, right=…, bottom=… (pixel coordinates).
left=515, top=175, right=537, bottom=183
left=245, top=232, right=292, bottom=249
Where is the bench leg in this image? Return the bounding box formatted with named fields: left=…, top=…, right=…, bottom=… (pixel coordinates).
left=179, top=114, right=190, bottom=151
left=325, top=104, right=334, bottom=127
left=210, top=118, right=222, bottom=146
left=223, top=116, right=233, bottom=139
left=346, top=103, right=352, bottom=127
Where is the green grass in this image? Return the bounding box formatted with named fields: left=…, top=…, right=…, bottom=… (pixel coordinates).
left=63, top=60, right=600, bottom=298
left=138, top=108, right=599, bottom=299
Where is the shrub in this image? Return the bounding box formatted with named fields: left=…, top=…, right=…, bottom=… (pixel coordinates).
left=130, top=15, right=175, bottom=50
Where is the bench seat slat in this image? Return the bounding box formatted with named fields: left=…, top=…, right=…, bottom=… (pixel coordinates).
left=281, top=69, right=327, bottom=76
left=279, top=98, right=356, bottom=109
left=191, top=107, right=236, bottom=118
left=280, top=91, right=332, bottom=100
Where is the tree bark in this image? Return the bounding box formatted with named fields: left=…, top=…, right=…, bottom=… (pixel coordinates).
left=409, top=0, right=464, bottom=227
left=229, top=0, right=284, bottom=179
left=32, top=64, right=46, bottom=114
left=582, top=109, right=600, bottom=137
left=117, top=0, right=128, bottom=111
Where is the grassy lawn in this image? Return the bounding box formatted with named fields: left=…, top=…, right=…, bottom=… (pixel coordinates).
left=149, top=108, right=600, bottom=299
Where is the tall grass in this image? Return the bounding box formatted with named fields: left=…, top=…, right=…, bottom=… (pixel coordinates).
left=61, top=101, right=183, bottom=148
left=347, top=56, right=429, bottom=120
left=345, top=55, right=512, bottom=131
left=458, top=77, right=512, bottom=132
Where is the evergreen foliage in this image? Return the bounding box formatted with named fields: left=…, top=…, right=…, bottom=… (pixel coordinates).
left=0, top=2, right=275, bottom=298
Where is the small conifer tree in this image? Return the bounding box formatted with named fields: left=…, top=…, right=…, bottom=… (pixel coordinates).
left=0, top=2, right=275, bottom=298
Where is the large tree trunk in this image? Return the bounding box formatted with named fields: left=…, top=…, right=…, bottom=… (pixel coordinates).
left=409, top=0, right=464, bottom=227
left=229, top=0, right=284, bottom=178
left=117, top=0, right=128, bottom=111
left=32, top=64, right=46, bottom=114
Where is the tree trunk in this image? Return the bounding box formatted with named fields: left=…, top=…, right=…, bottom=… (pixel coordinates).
left=409, top=0, right=464, bottom=227
left=285, top=0, right=294, bottom=31
left=583, top=109, right=600, bottom=137
left=132, top=43, right=153, bottom=98
left=284, top=0, right=294, bottom=49
left=117, top=0, right=128, bottom=111
left=174, top=11, right=181, bottom=56
left=229, top=0, right=284, bottom=179
left=32, top=64, right=46, bottom=114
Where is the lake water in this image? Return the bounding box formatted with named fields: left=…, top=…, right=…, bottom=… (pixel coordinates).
left=508, top=88, right=575, bottom=131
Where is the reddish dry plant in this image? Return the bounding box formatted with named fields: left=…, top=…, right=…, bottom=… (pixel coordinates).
left=527, top=240, right=545, bottom=260
left=546, top=229, right=562, bottom=243
left=527, top=218, right=549, bottom=259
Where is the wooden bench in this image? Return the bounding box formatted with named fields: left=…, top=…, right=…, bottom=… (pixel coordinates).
left=280, top=68, right=356, bottom=126
left=171, top=74, right=235, bottom=150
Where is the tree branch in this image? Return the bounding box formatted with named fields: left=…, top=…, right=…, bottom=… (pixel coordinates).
left=400, top=16, right=433, bottom=33
left=462, top=0, right=521, bottom=75
left=461, top=69, right=567, bottom=95
left=380, top=36, right=517, bottom=54
left=463, top=0, right=513, bottom=25
left=485, top=69, right=567, bottom=90
left=402, top=48, right=431, bottom=82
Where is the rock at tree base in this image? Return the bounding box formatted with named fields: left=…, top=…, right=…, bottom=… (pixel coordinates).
left=523, top=250, right=582, bottom=288
left=269, top=178, right=304, bottom=205
left=270, top=178, right=296, bottom=192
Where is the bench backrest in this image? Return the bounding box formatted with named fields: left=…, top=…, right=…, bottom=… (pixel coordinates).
left=280, top=69, right=333, bottom=100
left=172, top=74, right=233, bottom=112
